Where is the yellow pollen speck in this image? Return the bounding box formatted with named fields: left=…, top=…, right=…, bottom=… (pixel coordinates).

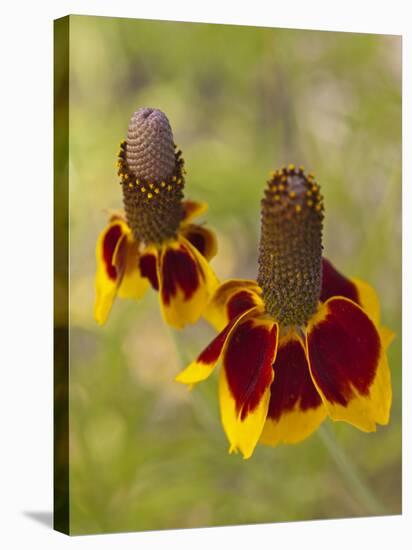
left=141, top=187, right=146, bottom=193
left=177, top=178, right=183, bottom=185
left=289, top=191, right=296, bottom=199
left=299, top=165, right=304, bottom=172
left=308, top=173, right=315, bottom=180
left=128, top=183, right=133, bottom=188
left=295, top=204, right=302, bottom=213
left=278, top=184, right=285, bottom=191
left=269, top=170, right=276, bottom=178
left=288, top=163, right=295, bottom=171
left=281, top=175, right=287, bottom=183
left=316, top=203, right=322, bottom=211
left=167, top=185, right=172, bottom=191
left=149, top=183, right=154, bottom=189
left=161, top=181, right=166, bottom=187
left=124, top=174, right=128, bottom=180
left=274, top=194, right=280, bottom=201
left=172, top=176, right=177, bottom=182
left=307, top=199, right=313, bottom=207
left=154, top=188, right=160, bottom=194
left=306, top=190, right=312, bottom=196
left=147, top=193, right=153, bottom=199
left=312, top=184, right=319, bottom=192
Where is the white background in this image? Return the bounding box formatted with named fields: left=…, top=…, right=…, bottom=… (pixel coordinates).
left=0, top=1, right=409, bottom=548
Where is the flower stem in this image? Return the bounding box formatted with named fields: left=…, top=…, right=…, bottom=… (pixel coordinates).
left=317, top=424, right=386, bottom=516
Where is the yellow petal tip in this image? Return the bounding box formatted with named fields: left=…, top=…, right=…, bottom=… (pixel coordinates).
left=93, top=309, right=107, bottom=326
left=174, top=372, right=189, bottom=384
left=175, top=360, right=215, bottom=385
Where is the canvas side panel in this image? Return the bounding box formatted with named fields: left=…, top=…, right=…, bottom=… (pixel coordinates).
left=54, top=15, right=70, bottom=536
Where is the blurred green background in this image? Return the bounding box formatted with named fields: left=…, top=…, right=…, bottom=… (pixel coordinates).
left=65, top=15, right=401, bottom=534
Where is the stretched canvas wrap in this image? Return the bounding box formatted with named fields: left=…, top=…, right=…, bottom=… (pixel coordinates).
left=54, top=15, right=402, bottom=536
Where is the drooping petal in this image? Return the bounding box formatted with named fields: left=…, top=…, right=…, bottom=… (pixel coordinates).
left=181, top=199, right=208, bottom=223
left=158, top=237, right=218, bottom=328
left=94, top=220, right=149, bottom=325
left=259, top=332, right=326, bottom=447
left=175, top=308, right=257, bottom=386
left=306, top=297, right=392, bottom=431
left=139, top=247, right=160, bottom=291
left=115, top=236, right=150, bottom=300
left=94, top=220, right=129, bottom=325
left=321, top=258, right=380, bottom=324
left=220, top=316, right=278, bottom=459
left=203, top=279, right=264, bottom=331
left=180, top=223, right=218, bottom=260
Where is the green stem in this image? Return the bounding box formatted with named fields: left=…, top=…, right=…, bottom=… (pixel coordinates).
left=317, top=424, right=386, bottom=516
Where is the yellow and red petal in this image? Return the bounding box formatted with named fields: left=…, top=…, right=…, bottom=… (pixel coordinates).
left=94, top=220, right=149, bottom=324
left=181, top=199, right=208, bottom=224
left=94, top=220, right=128, bottom=325
left=180, top=223, right=218, bottom=261
left=203, top=279, right=264, bottom=332
left=321, top=258, right=380, bottom=324
left=259, top=332, right=326, bottom=447
left=175, top=308, right=257, bottom=386
left=115, top=236, right=150, bottom=300
left=219, top=316, right=278, bottom=459
left=158, top=237, right=218, bottom=329
left=306, top=297, right=392, bottom=431
left=139, top=247, right=160, bottom=291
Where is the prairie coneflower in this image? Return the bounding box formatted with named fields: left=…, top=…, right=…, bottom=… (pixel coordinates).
left=176, top=166, right=393, bottom=458
left=94, top=108, right=218, bottom=328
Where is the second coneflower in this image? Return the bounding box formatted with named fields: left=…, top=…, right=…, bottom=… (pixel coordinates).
left=94, top=108, right=218, bottom=328
left=176, top=165, right=393, bottom=459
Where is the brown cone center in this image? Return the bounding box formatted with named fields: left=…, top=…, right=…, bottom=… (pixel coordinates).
left=257, top=165, right=324, bottom=327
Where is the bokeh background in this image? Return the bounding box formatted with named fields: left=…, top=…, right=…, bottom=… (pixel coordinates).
left=64, top=15, right=401, bottom=534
